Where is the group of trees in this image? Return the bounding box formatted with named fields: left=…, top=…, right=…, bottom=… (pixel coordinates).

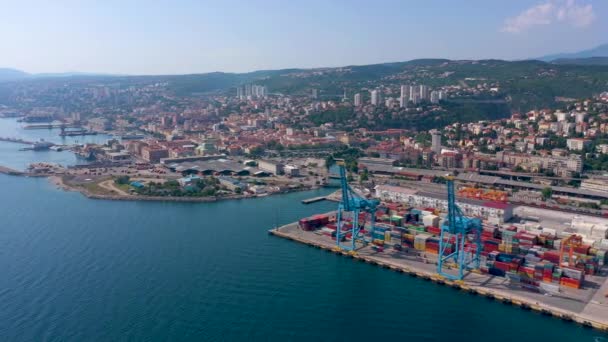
left=325, top=146, right=363, bottom=173
left=127, top=176, right=225, bottom=197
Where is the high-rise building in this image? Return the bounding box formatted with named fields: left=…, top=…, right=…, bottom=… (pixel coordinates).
left=409, top=85, right=416, bottom=101
left=245, top=84, right=252, bottom=97
left=431, top=129, right=442, bottom=154
left=311, top=88, right=318, bottom=99
left=71, top=112, right=81, bottom=122
left=438, top=90, right=447, bottom=101
left=370, top=89, right=381, bottom=106
left=411, top=93, right=420, bottom=105
left=400, top=85, right=409, bottom=99
left=419, top=85, right=429, bottom=101
left=236, top=86, right=243, bottom=99
left=399, top=95, right=408, bottom=108
left=354, top=93, right=362, bottom=106
left=430, top=91, right=439, bottom=104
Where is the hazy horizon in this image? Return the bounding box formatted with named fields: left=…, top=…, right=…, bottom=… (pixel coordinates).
left=1, top=0, right=607, bottom=75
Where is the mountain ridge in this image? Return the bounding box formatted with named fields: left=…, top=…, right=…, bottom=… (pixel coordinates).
left=536, top=43, right=608, bottom=62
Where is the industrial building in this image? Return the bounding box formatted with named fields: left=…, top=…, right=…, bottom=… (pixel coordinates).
left=374, top=184, right=513, bottom=224
left=258, top=160, right=284, bottom=175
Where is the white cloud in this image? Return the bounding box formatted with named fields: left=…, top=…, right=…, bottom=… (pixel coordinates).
left=501, top=0, right=595, bottom=33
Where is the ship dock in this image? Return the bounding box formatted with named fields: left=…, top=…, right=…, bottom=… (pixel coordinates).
left=301, top=196, right=327, bottom=204
left=269, top=220, right=608, bottom=332
left=0, top=165, right=24, bottom=176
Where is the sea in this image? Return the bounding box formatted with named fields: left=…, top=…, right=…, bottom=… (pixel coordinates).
left=0, top=118, right=603, bottom=341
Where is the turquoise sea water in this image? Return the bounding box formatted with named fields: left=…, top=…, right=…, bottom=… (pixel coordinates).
left=0, top=176, right=602, bottom=341
left=0, top=118, right=604, bottom=341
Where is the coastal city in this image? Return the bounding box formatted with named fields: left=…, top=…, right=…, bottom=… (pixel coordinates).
left=2, top=73, right=608, bottom=330
left=2, top=77, right=608, bottom=210
left=2, top=1, right=608, bottom=340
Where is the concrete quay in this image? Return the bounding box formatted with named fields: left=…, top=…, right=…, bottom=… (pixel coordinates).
left=269, top=221, right=608, bottom=332
left=0, top=165, right=24, bottom=176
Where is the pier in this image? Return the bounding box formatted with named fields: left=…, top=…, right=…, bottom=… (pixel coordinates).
left=0, top=137, right=35, bottom=145
left=23, top=123, right=79, bottom=130
left=0, top=165, right=24, bottom=176
left=301, top=196, right=327, bottom=204
left=269, top=221, right=608, bottom=333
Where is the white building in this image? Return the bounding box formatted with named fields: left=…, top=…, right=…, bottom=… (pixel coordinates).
left=411, top=93, right=420, bottom=105
left=354, top=93, right=362, bottom=106
left=566, top=138, right=591, bottom=151
left=575, top=112, right=587, bottom=123
left=385, top=97, right=395, bottom=108
left=419, top=85, right=429, bottom=101
left=438, top=90, right=447, bottom=101
left=400, top=85, right=410, bottom=99
left=430, top=91, right=439, bottom=104
left=370, top=89, right=381, bottom=106
left=399, top=95, right=408, bottom=108
left=409, top=85, right=417, bottom=101
left=258, top=160, right=284, bottom=175
left=284, top=164, right=300, bottom=177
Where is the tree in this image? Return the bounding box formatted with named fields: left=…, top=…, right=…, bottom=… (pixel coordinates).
left=114, top=175, right=130, bottom=185
left=360, top=169, right=369, bottom=182
left=325, top=155, right=336, bottom=170
left=541, top=187, right=553, bottom=201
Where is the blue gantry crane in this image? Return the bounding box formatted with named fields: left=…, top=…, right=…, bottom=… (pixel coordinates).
left=335, top=160, right=379, bottom=251
left=437, top=175, right=482, bottom=280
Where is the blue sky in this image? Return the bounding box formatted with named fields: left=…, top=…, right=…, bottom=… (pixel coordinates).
left=0, top=0, right=606, bottom=75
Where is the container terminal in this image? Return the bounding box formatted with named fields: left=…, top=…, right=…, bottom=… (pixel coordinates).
left=270, top=162, right=608, bottom=331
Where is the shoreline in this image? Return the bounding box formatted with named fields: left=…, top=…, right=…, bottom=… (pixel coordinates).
left=1, top=159, right=327, bottom=203
left=46, top=174, right=323, bottom=203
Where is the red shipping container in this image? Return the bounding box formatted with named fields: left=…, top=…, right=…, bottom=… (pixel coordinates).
left=542, top=251, right=560, bottom=263
left=573, top=245, right=590, bottom=255
left=494, top=261, right=511, bottom=272
left=427, top=226, right=441, bottom=235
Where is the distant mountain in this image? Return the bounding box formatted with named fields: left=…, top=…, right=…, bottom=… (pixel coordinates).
left=551, top=57, right=608, bottom=66
left=0, top=68, right=121, bottom=83
left=33, top=71, right=124, bottom=78
left=536, top=43, right=608, bottom=62
left=0, top=68, right=29, bottom=81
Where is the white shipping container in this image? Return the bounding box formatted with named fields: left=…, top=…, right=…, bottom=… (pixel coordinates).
left=423, top=215, right=439, bottom=227
left=554, top=240, right=562, bottom=250
left=562, top=267, right=583, bottom=280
